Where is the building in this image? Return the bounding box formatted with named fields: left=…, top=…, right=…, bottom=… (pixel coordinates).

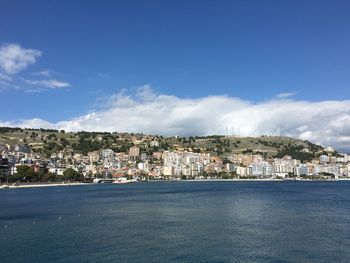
left=48, top=167, right=65, bottom=176
left=162, top=166, right=175, bottom=177
left=140, top=152, right=147, bottom=161
left=101, top=149, right=114, bottom=166
left=236, top=166, right=252, bottom=176
left=14, top=145, right=31, bottom=153
left=262, top=162, right=273, bottom=176
left=319, top=155, right=329, bottom=164
left=326, top=147, right=335, bottom=153
left=251, top=163, right=263, bottom=176
left=150, top=140, right=159, bottom=147
left=0, top=155, right=10, bottom=182
left=88, top=151, right=100, bottom=163
left=294, top=164, right=308, bottom=176
left=129, top=146, right=140, bottom=160
left=226, top=163, right=235, bottom=172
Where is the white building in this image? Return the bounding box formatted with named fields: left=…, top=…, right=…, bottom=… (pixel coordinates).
left=163, top=166, right=175, bottom=177
left=48, top=167, right=65, bottom=176
left=150, top=140, right=160, bottom=147
left=226, top=163, right=235, bottom=172
left=294, top=164, right=308, bottom=176
left=320, top=155, right=329, bottom=164
left=236, top=166, right=252, bottom=176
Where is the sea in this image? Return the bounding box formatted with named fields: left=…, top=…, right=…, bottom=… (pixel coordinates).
left=1, top=181, right=350, bottom=263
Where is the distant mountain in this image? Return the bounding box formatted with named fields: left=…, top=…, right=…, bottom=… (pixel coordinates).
left=0, top=127, right=332, bottom=162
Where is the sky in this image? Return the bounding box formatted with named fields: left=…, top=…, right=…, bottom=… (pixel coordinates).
left=0, top=0, right=350, bottom=151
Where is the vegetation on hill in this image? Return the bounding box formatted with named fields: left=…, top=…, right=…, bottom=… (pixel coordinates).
left=0, top=127, right=327, bottom=160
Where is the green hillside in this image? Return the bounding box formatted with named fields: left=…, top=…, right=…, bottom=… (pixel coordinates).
left=0, top=127, right=327, bottom=162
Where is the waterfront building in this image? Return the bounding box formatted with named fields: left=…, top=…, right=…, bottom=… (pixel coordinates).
left=163, top=166, right=175, bottom=177
left=327, top=165, right=340, bottom=176
left=262, top=162, right=273, bottom=176
left=251, top=163, right=263, bottom=176
left=0, top=155, right=10, bottom=182
left=236, top=166, right=252, bottom=176
left=294, top=164, right=308, bottom=176
left=251, top=162, right=273, bottom=176
left=226, top=163, right=235, bottom=172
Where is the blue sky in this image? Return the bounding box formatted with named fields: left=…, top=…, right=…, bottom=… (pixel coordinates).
left=1, top=0, right=350, bottom=150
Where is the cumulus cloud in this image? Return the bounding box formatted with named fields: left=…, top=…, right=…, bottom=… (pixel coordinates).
left=1, top=85, right=350, bottom=151
left=0, top=43, right=42, bottom=74
left=24, top=79, right=71, bottom=89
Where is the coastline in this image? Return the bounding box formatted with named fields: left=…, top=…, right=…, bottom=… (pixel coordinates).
left=1, top=178, right=349, bottom=189
left=184, top=178, right=348, bottom=182
left=0, top=182, right=91, bottom=189
left=185, top=178, right=283, bottom=182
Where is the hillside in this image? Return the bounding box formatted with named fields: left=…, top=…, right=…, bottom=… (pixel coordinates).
left=0, top=127, right=329, bottom=162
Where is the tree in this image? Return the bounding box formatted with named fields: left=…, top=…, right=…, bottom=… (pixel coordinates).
left=63, top=168, right=84, bottom=181
left=60, top=137, right=70, bottom=147
left=16, top=165, right=36, bottom=182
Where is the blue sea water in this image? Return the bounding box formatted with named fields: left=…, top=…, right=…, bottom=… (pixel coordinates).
left=0, top=181, right=350, bottom=263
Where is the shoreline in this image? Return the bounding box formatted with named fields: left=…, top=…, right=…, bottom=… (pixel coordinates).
left=185, top=178, right=283, bottom=182
left=184, top=178, right=350, bottom=182
left=1, top=178, right=350, bottom=189
left=0, top=182, right=91, bottom=189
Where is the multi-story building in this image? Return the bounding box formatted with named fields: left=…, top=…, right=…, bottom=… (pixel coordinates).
left=294, top=164, right=308, bottom=176
left=88, top=151, right=100, bottom=163
left=236, top=166, right=252, bottom=176
left=162, top=166, right=175, bottom=177
left=226, top=163, right=235, bottom=172
left=320, top=155, right=329, bottom=164
left=129, top=146, right=140, bottom=160
left=0, top=155, right=10, bottom=182
left=150, top=140, right=159, bottom=147
left=251, top=161, right=273, bottom=177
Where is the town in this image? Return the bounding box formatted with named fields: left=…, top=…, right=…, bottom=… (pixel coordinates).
left=0, top=127, right=349, bottom=184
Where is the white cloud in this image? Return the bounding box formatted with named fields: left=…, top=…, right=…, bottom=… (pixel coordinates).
left=0, top=43, right=42, bottom=74
left=0, top=73, right=19, bottom=91
left=0, top=43, right=70, bottom=92
left=31, top=70, right=52, bottom=77
left=275, top=92, right=297, bottom=99
left=1, top=86, right=350, bottom=151
left=24, top=79, right=71, bottom=89
left=97, top=73, right=109, bottom=78
left=0, top=73, right=12, bottom=82
left=0, top=118, right=57, bottom=130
